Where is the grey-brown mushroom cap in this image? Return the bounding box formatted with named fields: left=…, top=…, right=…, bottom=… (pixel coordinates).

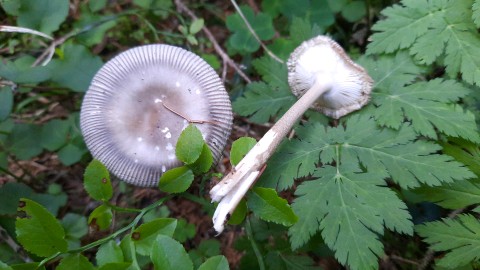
left=80, top=44, right=233, bottom=187
left=287, top=35, right=373, bottom=119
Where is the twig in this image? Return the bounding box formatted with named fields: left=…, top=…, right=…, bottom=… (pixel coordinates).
left=0, top=226, right=32, bottom=262
left=174, top=0, right=251, bottom=83
left=230, top=0, right=283, bottom=64
left=418, top=208, right=465, bottom=270
left=162, top=102, right=220, bottom=125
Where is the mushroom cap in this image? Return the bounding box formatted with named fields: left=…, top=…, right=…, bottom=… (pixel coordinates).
left=80, top=44, right=233, bottom=187
left=287, top=35, right=373, bottom=119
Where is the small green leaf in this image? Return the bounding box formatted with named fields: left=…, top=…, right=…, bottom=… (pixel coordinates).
left=198, top=255, right=229, bottom=270
left=57, top=254, right=95, bottom=270
left=40, top=119, right=70, bottom=151
left=58, top=143, right=86, bottom=166
left=84, top=159, right=112, bottom=201
left=189, top=18, right=204, bottom=34
left=15, top=198, right=68, bottom=257
left=0, top=88, right=13, bottom=121
left=132, top=218, right=177, bottom=256
left=150, top=235, right=193, bottom=270
left=96, top=240, right=124, bottom=267
left=247, top=187, right=298, bottom=226
left=0, top=56, right=51, bottom=84
left=227, top=199, right=247, bottom=225
left=173, top=219, right=196, bottom=243
left=15, top=0, right=69, bottom=35
left=8, top=123, right=43, bottom=160
left=176, top=124, right=205, bottom=164
left=327, top=0, right=347, bottom=12
left=47, top=43, right=103, bottom=92
left=61, top=213, right=88, bottom=249
left=188, top=144, right=213, bottom=174
left=89, top=0, right=107, bottom=12
left=88, top=204, right=112, bottom=230
left=230, top=137, right=257, bottom=166
left=159, top=166, right=194, bottom=193
left=341, top=1, right=366, bottom=22
left=0, top=260, right=13, bottom=270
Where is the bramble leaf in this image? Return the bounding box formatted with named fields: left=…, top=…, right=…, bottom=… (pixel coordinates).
left=416, top=214, right=480, bottom=268
left=367, top=0, right=480, bottom=86
left=15, top=198, right=68, bottom=257
left=83, top=159, right=112, bottom=201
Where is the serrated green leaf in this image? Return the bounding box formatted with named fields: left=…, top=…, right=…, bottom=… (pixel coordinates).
left=372, top=79, right=479, bottom=142
left=416, top=214, right=480, bottom=268
left=88, top=204, right=112, bottom=230
left=189, top=18, right=204, bottom=34
left=226, top=5, right=275, bottom=53
left=367, top=0, right=480, bottom=85
left=289, top=163, right=411, bottom=270
left=176, top=124, right=205, bottom=164
left=15, top=198, right=68, bottom=257
left=57, top=254, right=95, bottom=270
left=47, top=43, right=103, bottom=92
left=198, top=255, right=229, bottom=270
left=84, top=159, right=112, bottom=201
left=188, top=144, right=213, bottom=174
left=158, top=166, right=194, bottom=193
left=132, top=218, right=177, bottom=256
left=0, top=88, right=13, bottom=121
left=233, top=82, right=295, bottom=124
left=230, top=137, right=257, bottom=166
left=474, top=0, right=480, bottom=28
left=150, top=235, right=193, bottom=270
left=40, top=119, right=70, bottom=151
left=248, top=187, right=298, bottom=226
left=96, top=240, right=124, bottom=267
left=252, top=56, right=289, bottom=90
left=15, top=0, right=69, bottom=35
left=7, top=123, right=43, bottom=160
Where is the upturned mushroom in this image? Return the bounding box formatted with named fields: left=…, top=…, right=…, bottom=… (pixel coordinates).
left=80, top=44, right=233, bottom=187
left=210, top=35, right=373, bottom=233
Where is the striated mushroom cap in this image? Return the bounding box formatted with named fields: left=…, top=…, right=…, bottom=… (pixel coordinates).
left=80, top=45, right=233, bottom=187
left=287, top=35, right=373, bottom=119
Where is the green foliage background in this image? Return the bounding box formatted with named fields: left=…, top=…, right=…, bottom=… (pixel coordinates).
left=1, top=0, right=480, bottom=269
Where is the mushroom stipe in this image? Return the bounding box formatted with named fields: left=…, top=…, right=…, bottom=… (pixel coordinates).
left=80, top=44, right=233, bottom=187
left=210, top=35, right=373, bottom=233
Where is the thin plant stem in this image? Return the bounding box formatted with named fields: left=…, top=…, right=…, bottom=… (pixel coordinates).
left=230, top=0, right=283, bottom=64
left=105, top=202, right=143, bottom=213
left=36, top=196, right=172, bottom=268
left=246, top=217, right=265, bottom=270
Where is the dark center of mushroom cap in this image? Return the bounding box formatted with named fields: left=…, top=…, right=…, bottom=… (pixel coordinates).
left=81, top=45, right=233, bottom=187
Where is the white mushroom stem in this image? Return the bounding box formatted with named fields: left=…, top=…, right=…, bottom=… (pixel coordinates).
left=211, top=77, right=331, bottom=233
